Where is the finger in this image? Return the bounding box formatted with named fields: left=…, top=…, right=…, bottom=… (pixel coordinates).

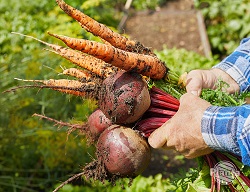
left=148, top=123, right=169, bottom=148
left=185, top=74, right=202, bottom=96
left=161, top=144, right=175, bottom=150
left=184, top=148, right=214, bottom=159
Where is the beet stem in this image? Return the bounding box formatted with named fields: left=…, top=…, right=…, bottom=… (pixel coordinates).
left=146, top=107, right=177, bottom=116
left=150, top=97, right=179, bottom=111
left=150, top=86, right=180, bottom=104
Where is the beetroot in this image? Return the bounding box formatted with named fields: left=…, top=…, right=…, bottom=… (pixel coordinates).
left=96, top=125, right=151, bottom=177
left=87, top=109, right=112, bottom=141
left=98, top=71, right=151, bottom=124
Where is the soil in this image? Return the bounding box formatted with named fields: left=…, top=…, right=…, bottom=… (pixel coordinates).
left=122, top=0, right=211, bottom=178
left=124, top=0, right=210, bottom=57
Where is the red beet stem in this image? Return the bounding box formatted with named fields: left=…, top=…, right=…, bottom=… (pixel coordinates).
left=150, top=97, right=179, bottom=111
left=233, top=174, right=247, bottom=191
left=135, top=87, right=178, bottom=137
left=150, top=94, right=180, bottom=107
left=135, top=117, right=170, bottom=138
left=213, top=151, right=250, bottom=188
left=150, top=86, right=180, bottom=105
left=136, top=117, right=170, bottom=132
left=150, top=93, right=180, bottom=105
left=228, top=183, right=237, bottom=192
left=146, top=107, right=177, bottom=116
left=205, top=154, right=218, bottom=191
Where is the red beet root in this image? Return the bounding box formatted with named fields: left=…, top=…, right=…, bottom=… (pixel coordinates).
left=87, top=109, right=112, bottom=140
left=98, top=71, right=151, bottom=124
left=97, top=125, right=151, bottom=177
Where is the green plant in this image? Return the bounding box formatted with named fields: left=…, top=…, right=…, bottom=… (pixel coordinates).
left=195, top=0, right=250, bottom=57
left=155, top=47, right=219, bottom=75
left=52, top=174, right=176, bottom=192
left=132, top=0, right=166, bottom=10
left=1, top=0, right=168, bottom=190
left=0, top=0, right=121, bottom=191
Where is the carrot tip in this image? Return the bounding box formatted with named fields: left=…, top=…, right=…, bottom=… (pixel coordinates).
left=47, top=31, right=56, bottom=38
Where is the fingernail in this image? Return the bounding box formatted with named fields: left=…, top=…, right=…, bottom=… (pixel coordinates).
left=191, top=91, right=198, bottom=96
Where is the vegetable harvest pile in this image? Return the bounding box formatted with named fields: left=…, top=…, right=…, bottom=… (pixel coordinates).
left=5, top=0, right=250, bottom=191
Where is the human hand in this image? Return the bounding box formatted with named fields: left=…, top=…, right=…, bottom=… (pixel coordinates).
left=185, top=68, right=240, bottom=96
left=148, top=93, right=214, bottom=158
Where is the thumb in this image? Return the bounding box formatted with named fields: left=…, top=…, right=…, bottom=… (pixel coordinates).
left=148, top=122, right=169, bottom=148
left=185, top=71, right=203, bottom=96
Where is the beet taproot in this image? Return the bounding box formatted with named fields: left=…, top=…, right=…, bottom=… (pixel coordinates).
left=96, top=125, right=151, bottom=177
left=98, top=71, right=151, bottom=124
left=87, top=109, right=112, bottom=141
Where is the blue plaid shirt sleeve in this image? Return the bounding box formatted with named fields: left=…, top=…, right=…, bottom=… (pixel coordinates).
left=201, top=38, right=250, bottom=166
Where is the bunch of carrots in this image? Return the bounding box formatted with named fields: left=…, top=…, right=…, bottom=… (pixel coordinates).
left=5, top=0, right=250, bottom=191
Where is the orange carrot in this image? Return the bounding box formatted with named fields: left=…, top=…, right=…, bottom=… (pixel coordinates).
left=46, top=48, right=118, bottom=78
left=62, top=68, right=93, bottom=80
left=48, top=32, right=168, bottom=80
left=5, top=78, right=100, bottom=98
left=35, top=79, right=98, bottom=97
left=12, top=32, right=118, bottom=78
left=55, top=0, right=132, bottom=49
left=55, top=0, right=152, bottom=55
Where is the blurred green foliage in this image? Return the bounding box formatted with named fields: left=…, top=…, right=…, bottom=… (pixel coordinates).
left=0, top=0, right=170, bottom=191
left=0, top=1, right=99, bottom=191
left=195, top=0, right=250, bottom=57
left=155, top=47, right=218, bottom=74
left=132, top=0, right=167, bottom=10
left=52, top=174, right=176, bottom=192
left=1, top=0, right=247, bottom=191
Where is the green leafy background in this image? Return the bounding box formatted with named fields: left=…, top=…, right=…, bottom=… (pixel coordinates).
left=1, top=0, right=249, bottom=191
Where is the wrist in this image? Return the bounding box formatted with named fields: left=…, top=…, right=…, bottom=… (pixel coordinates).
left=201, top=106, right=241, bottom=156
